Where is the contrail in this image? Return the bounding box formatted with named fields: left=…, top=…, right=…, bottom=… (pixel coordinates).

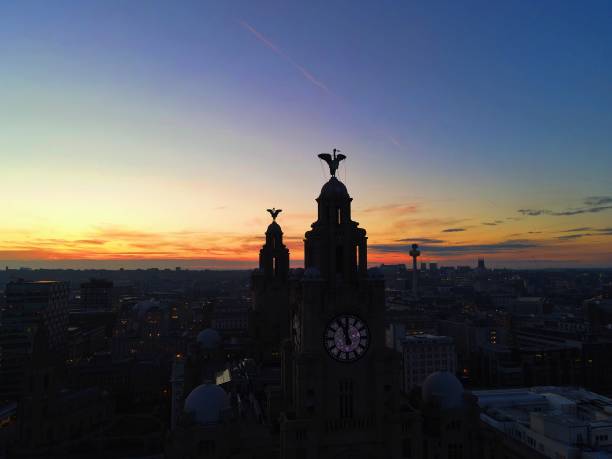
left=238, top=19, right=331, bottom=95
left=238, top=19, right=402, bottom=148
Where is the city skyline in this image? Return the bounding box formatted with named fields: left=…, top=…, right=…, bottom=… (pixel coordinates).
left=2, top=1, right=612, bottom=269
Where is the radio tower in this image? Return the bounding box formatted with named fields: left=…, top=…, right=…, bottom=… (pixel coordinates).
left=409, top=243, right=420, bottom=297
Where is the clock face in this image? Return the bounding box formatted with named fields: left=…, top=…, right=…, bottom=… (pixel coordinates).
left=324, top=314, right=369, bottom=362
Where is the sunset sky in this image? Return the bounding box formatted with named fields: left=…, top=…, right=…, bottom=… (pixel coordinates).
left=1, top=1, right=611, bottom=269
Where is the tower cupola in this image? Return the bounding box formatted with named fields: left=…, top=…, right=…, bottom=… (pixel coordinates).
left=304, top=149, right=367, bottom=285
left=258, top=208, right=289, bottom=281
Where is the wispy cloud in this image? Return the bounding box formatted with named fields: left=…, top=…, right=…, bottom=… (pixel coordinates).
left=238, top=19, right=331, bottom=94
left=396, top=237, right=445, bottom=244
left=518, top=196, right=612, bottom=217
left=584, top=196, right=612, bottom=206
left=442, top=228, right=466, bottom=233
left=557, top=234, right=587, bottom=240
left=557, top=229, right=612, bottom=240
left=560, top=227, right=592, bottom=233
left=483, top=220, right=504, bottom=226
left=370, top=239, right=541, bottom=255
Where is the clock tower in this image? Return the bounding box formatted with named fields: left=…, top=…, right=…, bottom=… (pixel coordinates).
left=280, top=151, right=420, bottom=459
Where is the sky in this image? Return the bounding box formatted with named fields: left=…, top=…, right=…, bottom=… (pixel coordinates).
left=1, top=0, right=611, bottom=269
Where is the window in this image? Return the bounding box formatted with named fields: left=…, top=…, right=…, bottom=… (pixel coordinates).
left=339, top=379, right=354, bottom=418
left=336, top=246, right=344, bottom=274
left=402, top=438, right=412, bottom=458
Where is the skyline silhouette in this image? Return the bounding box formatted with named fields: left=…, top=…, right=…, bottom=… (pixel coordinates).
left=2, top=1, right=611, bottom=268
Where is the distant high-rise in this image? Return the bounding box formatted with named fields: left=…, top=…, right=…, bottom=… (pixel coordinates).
left=80, top=278, right=114, bottom=310
left=400, top=334, right=457, bottom=393
left=0, top=280, right=69, bottom=401
left=4, top=280, right=69, bottom=352
left=477, top=259, right=486, bottom=271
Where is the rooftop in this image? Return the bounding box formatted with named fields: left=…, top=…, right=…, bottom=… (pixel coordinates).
left=474, top=386, right=612, bottom=457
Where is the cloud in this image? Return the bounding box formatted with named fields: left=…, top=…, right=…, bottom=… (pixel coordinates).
left=552, top=206, right=612, bottom=216
left=557, top=234, right=587, bottom=240
left=238, top=20, right=331, bottom=94
left=561, top=227, right=592, bottom=232
left=557, top=229, right=612, bottom=240
left=584, top=196, right=612, bottom=206
left=518, top=209, right=548, bottom=216
left=396, top=237, right=445, bottom=244
left=442, top=228, right=466, bottom=233
left=482, top=220, right=504, bottom=226
left=519, top=206, right=612, bottom=216
left=370, top=239, right=541, bottom=255
left=518, top=196, right=612, bottom=217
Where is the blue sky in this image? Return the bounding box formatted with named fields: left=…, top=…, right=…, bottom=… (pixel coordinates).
left=1, top=1, right=611, bottom=267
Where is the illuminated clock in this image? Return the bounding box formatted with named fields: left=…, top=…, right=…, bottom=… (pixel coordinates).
left=324, top=314, right=369, bottom=362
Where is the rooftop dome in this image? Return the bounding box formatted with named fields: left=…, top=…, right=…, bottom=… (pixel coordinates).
left=183, top=384, right=230, bottom=425
left=266, top=220, right=282, bottom=235
left=197, top=328, right=221, bottom=350
left=319, top=177, right=349, bottom=201
left=133, top=299, right=165, bottom=320
left=422, top=371, right=464, bottom=410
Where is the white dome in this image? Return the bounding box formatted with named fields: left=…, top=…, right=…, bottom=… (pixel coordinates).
left=422, top=371, right=464, bottom=409
left=197, top=328, right=221, bottom=350
left=184, top=384, right=230, bottom=425
left=133, top=299, right=164, bottom=320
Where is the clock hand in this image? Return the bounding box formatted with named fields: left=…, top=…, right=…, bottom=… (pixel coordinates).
left=343, top=318, right=350, bottom=346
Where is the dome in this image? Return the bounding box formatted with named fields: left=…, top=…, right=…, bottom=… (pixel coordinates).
left=368, top=267, right=385, bottom=279
left=197, top=328, right=221, bottom=350
left=183, top=384, right=230, bottom=425
left=319, top=177, right=349, bottom=200
left=266, top=220, right=282, bottom=235
left=422, top=371, right=464, bottom=409
left=133, top=299, right=165, bottom=320
left=303, top=267, right=321, bottom=279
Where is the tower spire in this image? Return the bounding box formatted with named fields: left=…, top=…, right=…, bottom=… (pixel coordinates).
left=409, top=243, right=421, bottom=297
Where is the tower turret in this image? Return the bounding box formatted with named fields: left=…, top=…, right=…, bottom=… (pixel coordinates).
left=258, top=208, right=289, bottom=280
left=304, top=151, right=367, bottom=287
left=250, top=208, right=290, bottom=362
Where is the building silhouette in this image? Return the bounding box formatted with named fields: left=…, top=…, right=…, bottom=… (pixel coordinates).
left=0, top=281, right=69, bottom=402
left=250, top=210, right=290, bottom=363
left=279, top=155, right=421, bottom=458
left=80, top=278, right=115, bottom=311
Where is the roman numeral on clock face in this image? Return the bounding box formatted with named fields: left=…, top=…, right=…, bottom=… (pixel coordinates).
left=324, top=314, right=369, bottom=363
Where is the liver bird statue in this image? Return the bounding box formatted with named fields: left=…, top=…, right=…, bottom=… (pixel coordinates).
left=318, top=148, right=346, bottom=177
left=267, top=208, right=282, bottom=221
